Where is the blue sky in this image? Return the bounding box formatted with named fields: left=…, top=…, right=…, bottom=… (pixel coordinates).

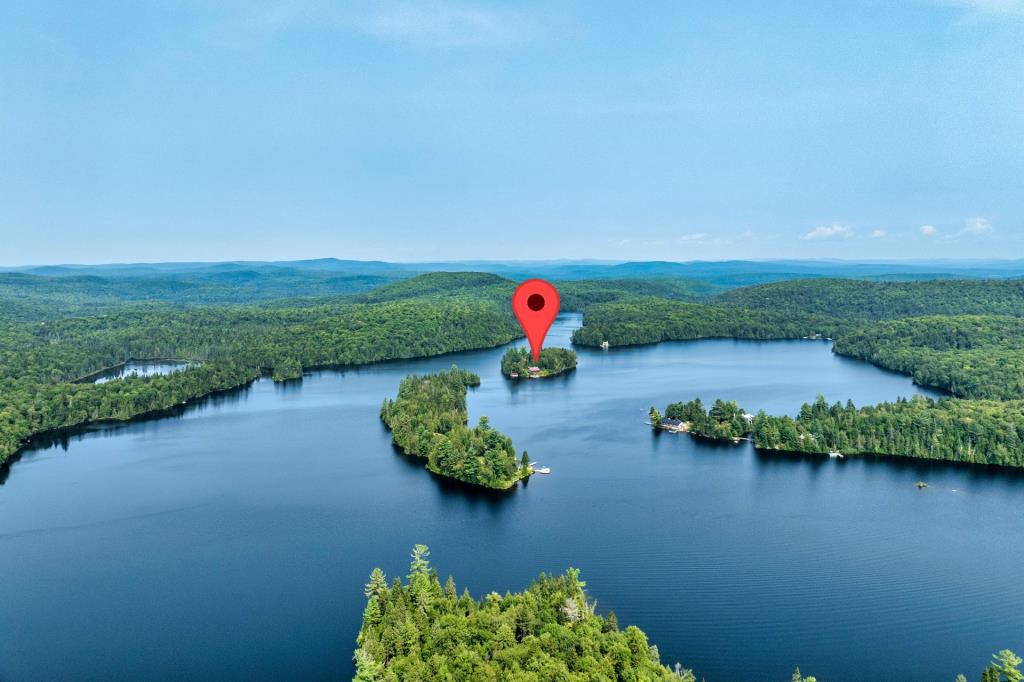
left=1, top=1, right=1022, bottom=265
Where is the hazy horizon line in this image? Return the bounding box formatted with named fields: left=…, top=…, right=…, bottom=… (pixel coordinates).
left=4, top=256, right=1024, bottom=270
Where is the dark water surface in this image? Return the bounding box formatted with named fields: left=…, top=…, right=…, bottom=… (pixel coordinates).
left=90, top=359, right=193, bottom=383
left=2, top=314, right=1022, bottom=681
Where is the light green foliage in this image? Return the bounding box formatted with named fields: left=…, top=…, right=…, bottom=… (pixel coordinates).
left=380, top=367, right=526, bottom=489
left=994, top=650, right=1023, bottom=682
left=354, top=546, right=692, bottom=681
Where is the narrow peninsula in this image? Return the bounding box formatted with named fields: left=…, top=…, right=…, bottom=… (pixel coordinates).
left=651, top=395, right=1024, bottom=467
left=380, top=366, right=531, bottom=489
left=501, top=347, right=577, bottom=379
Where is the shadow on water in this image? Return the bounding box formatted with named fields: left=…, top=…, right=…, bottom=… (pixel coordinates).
left=502, top=368, right=579, bottom=400
left=751, top=446, right=1024, bottom=482
left=0, top=381, right=256, bottom=486
left=750, top=447, right=831, bottom=480
left=273, top=377, right=305, bottom=393
left=388, top=441, right=521, bottom=508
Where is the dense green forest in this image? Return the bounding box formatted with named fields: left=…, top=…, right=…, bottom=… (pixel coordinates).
left=751, top=396, right=1024, bottom=466
left=354, top=545, right=696, bottom=681
left=571, top=298, right=834, bottom=347
left=7, top=269, right=1024, bottom=471
left=354, top=546, right=1019, bottom=682
left=655, top=395, right=1024, bottom=467
left=356, top=271, right=716, bottom=311
left=501, top=347, right=577, bottom=378
left=0, top=274, right=523, bottom=466
left=834, top=316, right=1024, bottom=400
left=715, top=278, right=1024, bottom=321
left=379, top=368, right=529, bottom=489
left=574, top=278, right=1024, bottom=349
left=663, top=398, right=750, bottom=440
left=573, top=277, right=1024, bottom=467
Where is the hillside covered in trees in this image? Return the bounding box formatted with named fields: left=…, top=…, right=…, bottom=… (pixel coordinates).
left=575, top=277, right=1024, bottom=467
left=834, top=315, right=1024, bottom=400
left=379, top=367, right=529, bottom=489
left=7, top=269, right=1024, bottom=471
left=0, top=273, right=524, bottom=467
left=354, top=545, right=696, bottom=681
left=571, top=298, right=834, bottom=347
left=714, top=278, right=1024, bottom=321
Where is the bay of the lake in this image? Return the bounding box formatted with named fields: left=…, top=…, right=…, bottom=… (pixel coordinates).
left=2, top=314, right=1021, bottom=681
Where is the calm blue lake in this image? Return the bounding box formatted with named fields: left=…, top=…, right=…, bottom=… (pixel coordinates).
left=1, top=314, right=1021, bottom=681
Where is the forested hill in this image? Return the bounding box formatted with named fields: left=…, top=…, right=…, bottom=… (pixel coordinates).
left=0, top=269, right=412, bottom=320
left=569, top=277, right=1024, bottom=468
left=714, top=278, right=1024, bottom=320
left=355, top=272, right=719, bottom=310
left=571, top=298, right=834, bottom=347
left=8, top=268, right=1024, bottom=472
left=835, top=316, right=1024, bottom=400
left=0, top=274, right=527, bottom=468
left=353, top=272, right=515, bottom=304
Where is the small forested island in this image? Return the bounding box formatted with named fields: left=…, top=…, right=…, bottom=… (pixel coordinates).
left=501, top=346, right=577, bottom=379
left=380, top=367, right=531, bottom=489
left=354, top=545, right=697, bottom=681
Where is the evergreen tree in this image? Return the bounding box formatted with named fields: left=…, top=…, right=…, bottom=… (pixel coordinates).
left=994, top=650, right=1024, bottom=682
left=649, top=406, right=662, bottom=428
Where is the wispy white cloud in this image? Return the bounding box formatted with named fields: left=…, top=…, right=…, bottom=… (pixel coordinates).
left=871, top=229, right=887, bottom=238
left=676, top=232, right=708, bottom=243
left=920, top=224, right=937, bottom=236
left=942, top=216, right=995, bottom=240
left=964, top=216, right=992, bottom=234
left=801, top=223, right=851, bottom=240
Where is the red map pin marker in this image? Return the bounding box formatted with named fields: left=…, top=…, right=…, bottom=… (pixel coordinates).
left=512, top=279, right=560, bottom=362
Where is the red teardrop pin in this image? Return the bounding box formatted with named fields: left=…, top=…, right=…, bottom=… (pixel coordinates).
left=512, top=279, right=560, bottom=363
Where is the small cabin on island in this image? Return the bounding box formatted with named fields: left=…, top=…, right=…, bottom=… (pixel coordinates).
left=528, top=366, right=541, bottom=376
left=509, top=372, right=519, bottom=378
left=661, top=418, right=685, bottom=430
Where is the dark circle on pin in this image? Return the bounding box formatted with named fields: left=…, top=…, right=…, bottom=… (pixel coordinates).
left=527, top=293, right=545, bottom=311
